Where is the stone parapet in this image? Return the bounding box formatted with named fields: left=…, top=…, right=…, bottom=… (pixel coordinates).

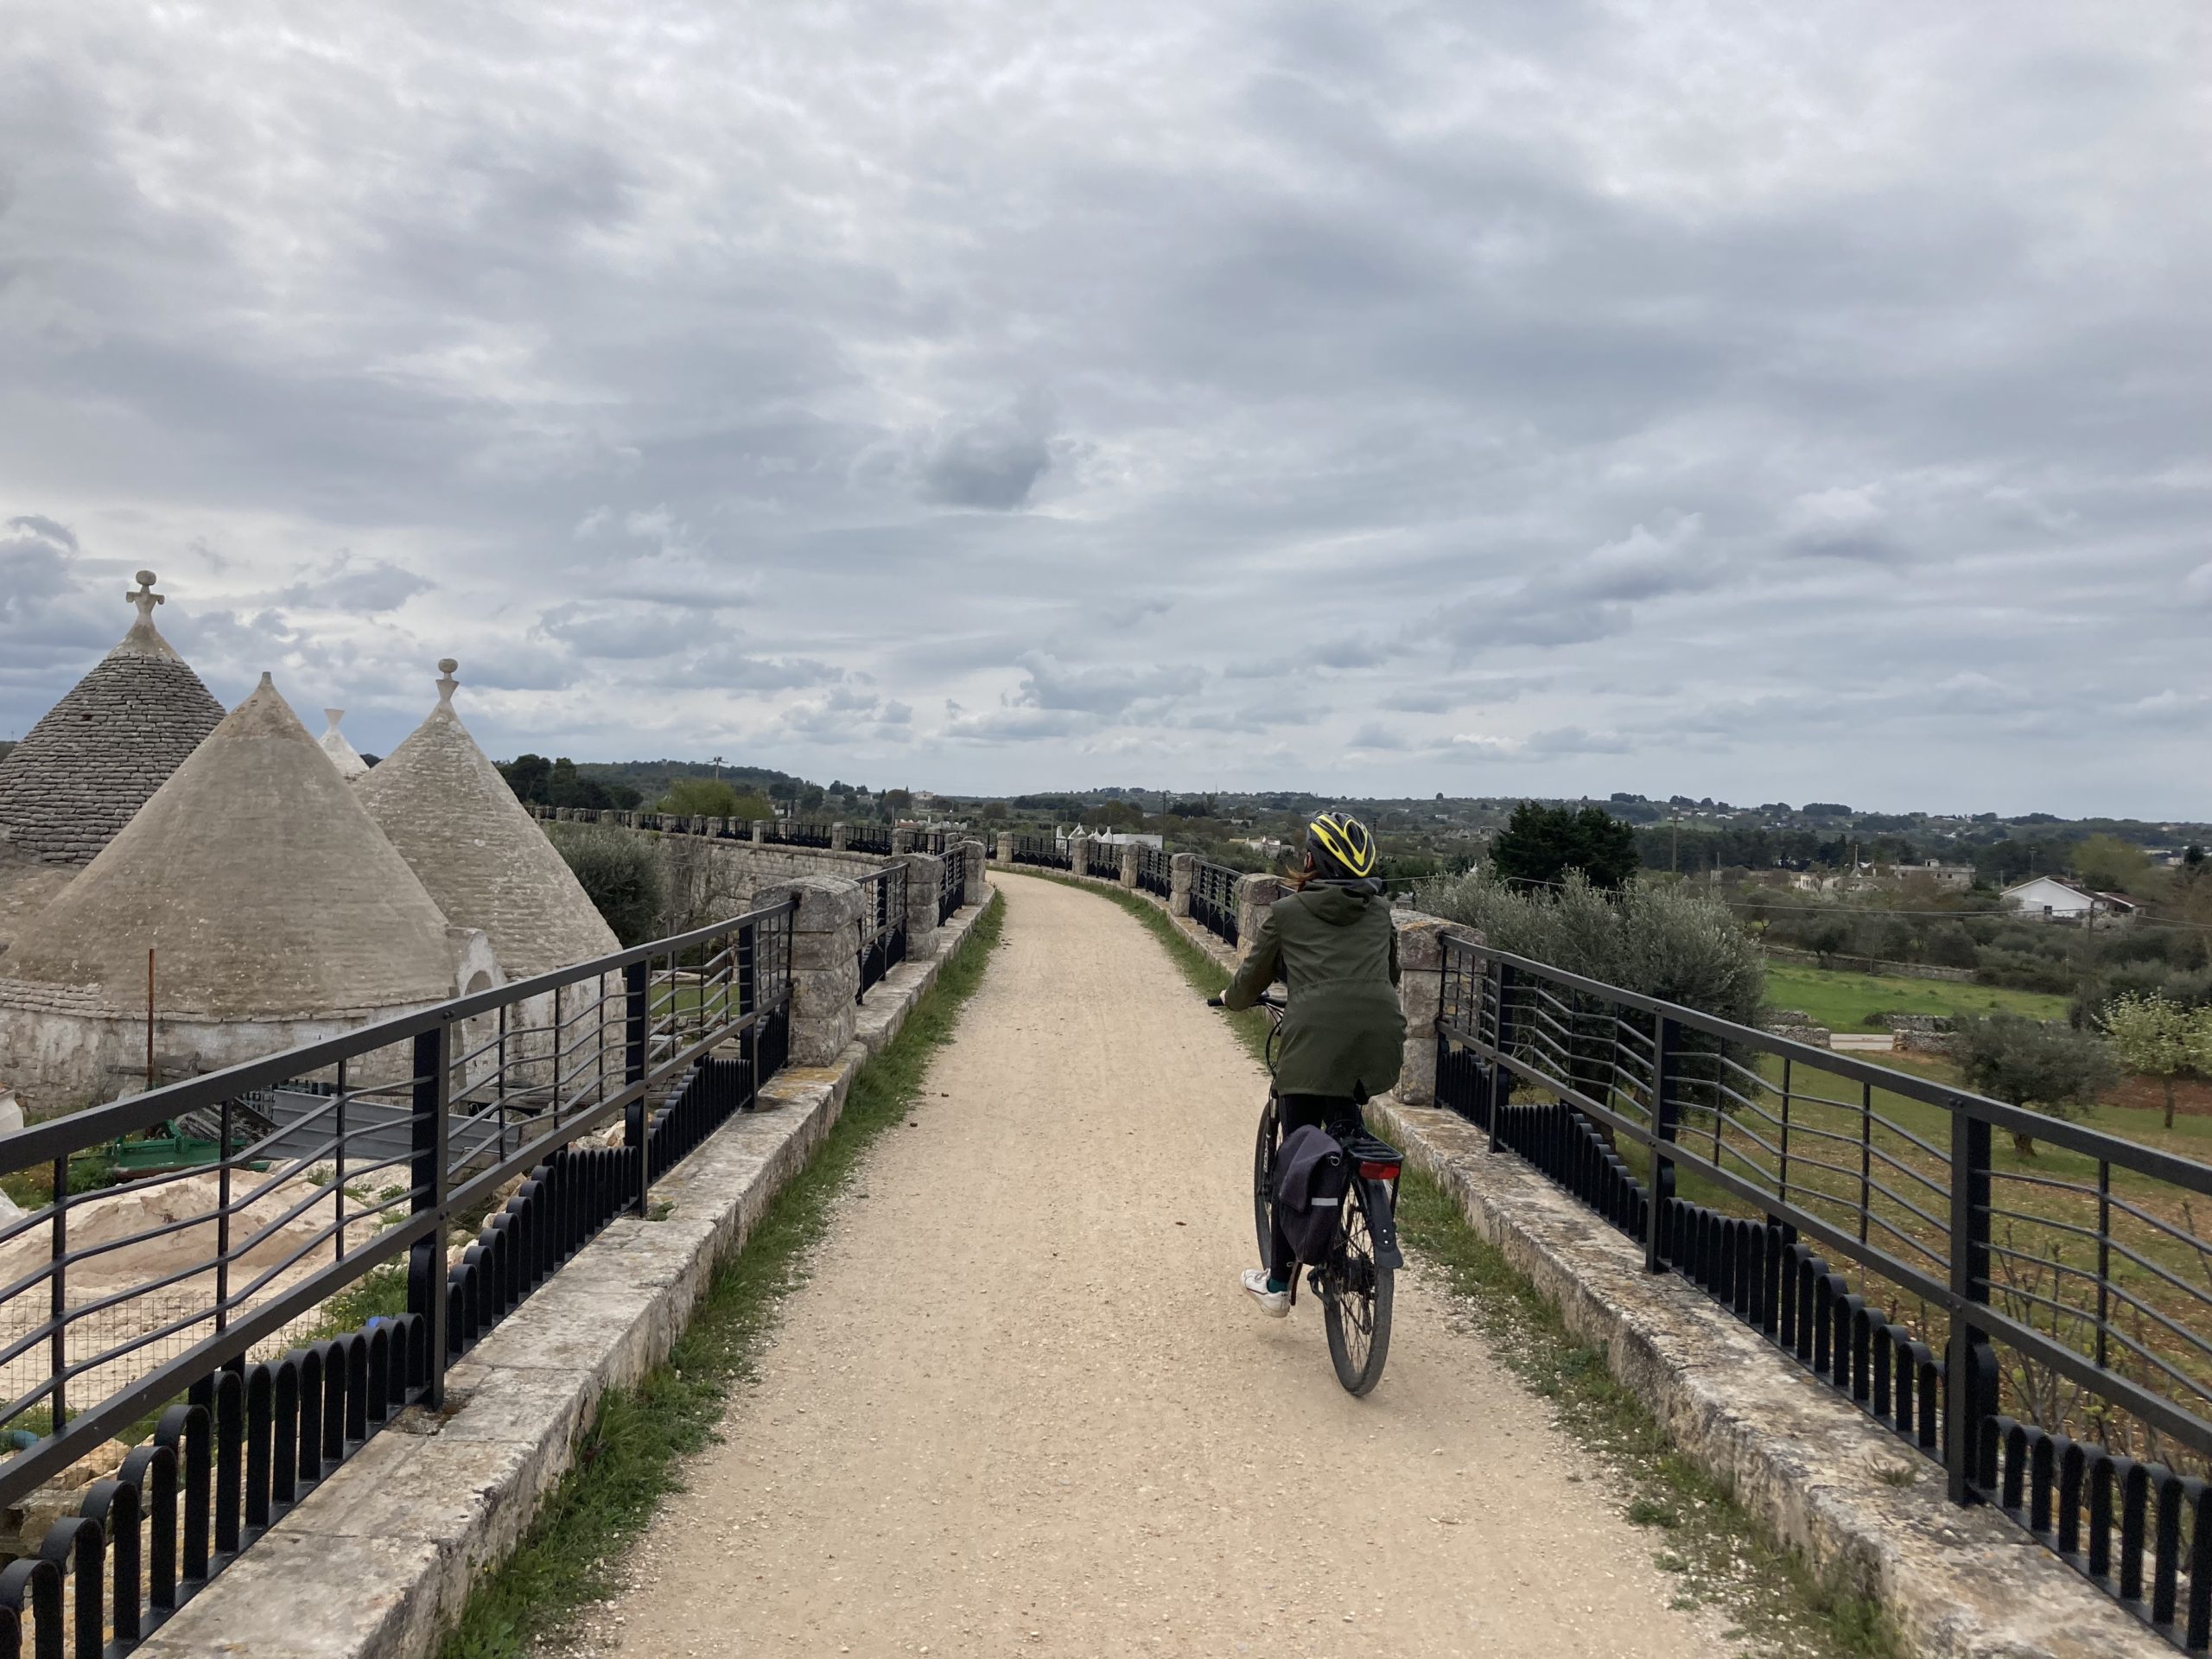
left=995, top=831, right=1014, bottom=865
left=899, top=851, right=944, bottom=960
left=1119, top=847, right=1139, bottom=889
left=1067, top=833, right=1090, bottom=877
left=1169, top=853, right=1194, bottom=917
left=753, top=877, right=861, bottom=1065
left=1387, top=909, right=1478, bottom=1108
left=891, top=827, right=913, bottom=855
left=1233, top=874, right=1287, bottom=957
left=962, top=841, right=988, bottom=905
left=830, top=823, right=849, bottom=851
left=750, top=819, right=766, bottom=844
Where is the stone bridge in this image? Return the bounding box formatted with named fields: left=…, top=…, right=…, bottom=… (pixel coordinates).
left=0, top=848, right=2178, bottom=1659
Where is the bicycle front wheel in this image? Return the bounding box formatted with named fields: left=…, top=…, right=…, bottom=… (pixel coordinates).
left=1325, top=1177, right=1394, bottom=1396
left=1252, top=1097, right=1279, bottom=1267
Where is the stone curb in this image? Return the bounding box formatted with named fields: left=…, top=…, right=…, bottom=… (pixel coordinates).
left=132, top=889, right=1000, bottom=1659
left=1002, top=863, right=2153, bottom=1659
left=1369, top=1095, right=2161, bottom=1659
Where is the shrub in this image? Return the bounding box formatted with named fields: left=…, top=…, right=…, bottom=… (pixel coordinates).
left=1413, top=869, right=1764, bottom=1028
left=2101, top=994, right=2212, bottom=1128
left=546, top=822, right=667, bottom=946
left=657, top=778, right=774, bottom=820
left=1955, top=1014, right=2118, bottom=1155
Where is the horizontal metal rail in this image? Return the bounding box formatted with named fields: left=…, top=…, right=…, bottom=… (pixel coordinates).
left=1433, top=935, right=2212, bottom=1648
left=0, top=901, right=796, bottom=1651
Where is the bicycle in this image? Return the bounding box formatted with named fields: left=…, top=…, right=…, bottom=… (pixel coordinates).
left=1210, top=990, right=1403, bottom=1395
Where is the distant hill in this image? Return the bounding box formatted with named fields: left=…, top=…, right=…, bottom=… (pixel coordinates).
left=572, top=759, right=808, bottom=803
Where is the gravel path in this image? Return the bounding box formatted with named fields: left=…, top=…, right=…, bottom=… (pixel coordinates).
left=588, top=874, right=1720, bottom=1657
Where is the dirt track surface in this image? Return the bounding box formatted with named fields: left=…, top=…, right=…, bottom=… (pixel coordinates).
left=590, top=874, right=1718, bottom=1657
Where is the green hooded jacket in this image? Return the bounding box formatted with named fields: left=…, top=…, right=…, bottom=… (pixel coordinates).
left=1221, top=880, right=1405, bottom=1100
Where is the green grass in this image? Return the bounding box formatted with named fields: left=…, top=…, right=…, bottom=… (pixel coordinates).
left=1765, top=962, right=2069, bottom=1031
left=437, top=891, right=1005, bottom=1659
left=1022, top=868, right=1899, bottom=1657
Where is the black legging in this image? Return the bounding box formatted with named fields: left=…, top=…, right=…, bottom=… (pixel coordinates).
left=1267, top=1093, right=1361, bottom=1283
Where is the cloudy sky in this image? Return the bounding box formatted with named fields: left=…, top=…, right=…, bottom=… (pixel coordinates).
left=3, top=3, right=2208, bottom=817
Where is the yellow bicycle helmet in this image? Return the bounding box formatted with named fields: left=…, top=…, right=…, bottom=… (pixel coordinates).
left=1306, top=810, right=1379, bottom=880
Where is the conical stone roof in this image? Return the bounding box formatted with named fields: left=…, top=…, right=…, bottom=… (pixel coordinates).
left=319, top=708, right=369, bottom=779
left=0, top=573, right=225, bottom=865
left=3, top=674, right=465, bottom=1018
left=357, top=660, right=618, bottom=978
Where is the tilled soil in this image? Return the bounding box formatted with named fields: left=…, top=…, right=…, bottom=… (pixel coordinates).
left=575, top=874, right=1722, bottom=1657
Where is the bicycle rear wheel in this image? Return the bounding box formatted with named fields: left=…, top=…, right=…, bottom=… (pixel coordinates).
left=1252, top=1097, right=1280, bottom=1267
left=1324, top=1177, right=1394, bottom=1396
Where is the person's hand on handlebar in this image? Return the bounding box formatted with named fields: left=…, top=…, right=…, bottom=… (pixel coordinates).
left=1205, top=995, right=1224, bottom=1007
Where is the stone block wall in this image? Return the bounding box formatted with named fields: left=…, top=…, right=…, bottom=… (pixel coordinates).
left=899, top=851, right=944, bottom=960
left=1169, top=853, right=1194, bottom=918
left=754, top=877, right=861, bottom=1065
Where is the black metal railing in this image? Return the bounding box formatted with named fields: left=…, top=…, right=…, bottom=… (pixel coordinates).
left=1137, top=848, right=1172, bottom=899
left=938, top=846, right=966, bottom=925
left=846, top=824, right=893, bottom=856
left=855, top=865, right=908, bottom=1001
left=1190, top=861, right=1240, bottom=946
left=0, top=902, right=793, bottom=1653
left=1432, top=935, right=2212, bottom=1649
left=760, top=819, right=834, bottom=849
left=1009, top=835, right=1069, bottom=871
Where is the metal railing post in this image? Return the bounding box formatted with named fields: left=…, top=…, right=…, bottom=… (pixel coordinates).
left=407, top=1022, right=452, bottom=1409
left=624, top=960, right=650, bottom=1217
left=1946, top=1101, right=1994, bottom=1506
left=1646, top=1016, right=1680, bottom=1274
left=1487, top=961, right=1515, bottom=1154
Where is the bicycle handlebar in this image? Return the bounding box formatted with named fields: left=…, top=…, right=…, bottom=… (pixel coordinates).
left=1205, top=993, right=1287, bottom=1011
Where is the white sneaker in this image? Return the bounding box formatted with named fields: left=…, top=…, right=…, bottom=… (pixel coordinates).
left=1242, top=1268, right=1291, bottom=1318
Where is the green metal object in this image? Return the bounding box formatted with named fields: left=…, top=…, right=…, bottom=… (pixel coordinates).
left=106, top=1122, right=223, bottom=1173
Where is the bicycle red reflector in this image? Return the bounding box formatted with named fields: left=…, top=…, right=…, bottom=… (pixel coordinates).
left=1359, top=1160, right=1400, bottom=1180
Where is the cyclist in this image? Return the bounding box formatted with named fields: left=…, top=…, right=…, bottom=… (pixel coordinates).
left=1220, top=810, right=1403, bottom=1315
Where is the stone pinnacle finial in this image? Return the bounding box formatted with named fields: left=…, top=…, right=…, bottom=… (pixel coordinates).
left=127, top=571, right=163, bottom=626
left=324, top=708, right=346, bottom=734
left=436, top=658, right=459, bottom=708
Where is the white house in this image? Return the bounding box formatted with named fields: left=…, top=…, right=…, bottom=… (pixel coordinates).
left=2001, top=874, right=2137, bottom=923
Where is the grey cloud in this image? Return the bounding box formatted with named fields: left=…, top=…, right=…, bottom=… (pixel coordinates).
left=2, top=6, right=2209, bottom=812
left=1014, top=652, right=1203, bottom=717
left=919, top=392, right=1056, bottom=511
left=270, top=556, right=431, bottom=614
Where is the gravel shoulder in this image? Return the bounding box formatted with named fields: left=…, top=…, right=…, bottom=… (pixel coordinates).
left=587, top=873, right=1723, bottom=1658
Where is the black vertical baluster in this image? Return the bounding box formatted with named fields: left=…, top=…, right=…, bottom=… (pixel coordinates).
left=216, top=1098, right=232, bottom=1341
left=334, top=1058, right=347, bottom=1265
left=1646, top=1017, right=1679, bottom=1274
left=407, top=1024, right=452, bottom=1408
left=1947, top=1102, right=1993, bottom=1506
left=1778, top=1054, right=1791, bottom=1203
left=1859, top=1079, right=1872, bottom=1248
left=2094, top=1161, right=2110, bottom=1375
left=48, top=1158, right=66, bottom=1433
left=626, top=960, right=650, bottom=1217
left=1488, top=963, right=1516, bottom=1155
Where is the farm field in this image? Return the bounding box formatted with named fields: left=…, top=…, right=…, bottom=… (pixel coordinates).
left=1764, top=961, right=2071, bottom=1031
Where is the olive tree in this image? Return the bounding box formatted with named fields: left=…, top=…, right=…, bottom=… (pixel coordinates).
left=1955, top=1014, right=2119, bottom=1156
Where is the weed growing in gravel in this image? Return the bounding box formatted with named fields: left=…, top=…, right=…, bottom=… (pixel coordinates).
left=438, top=893, right=1005, bottom=1659
left=1025, top=868, right=1899, bottom=1659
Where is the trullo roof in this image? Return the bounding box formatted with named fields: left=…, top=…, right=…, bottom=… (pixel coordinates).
left=0, top=573, right=225, bottom=865
left=356, top=660, right=618, bottom=977
left=319, top=708, right=369, bottom=779
left=3, top=674, right=466, bottom=1018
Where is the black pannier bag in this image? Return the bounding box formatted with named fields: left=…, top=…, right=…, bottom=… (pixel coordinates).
left=1273, top=1123, right=1352, bottom=1264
